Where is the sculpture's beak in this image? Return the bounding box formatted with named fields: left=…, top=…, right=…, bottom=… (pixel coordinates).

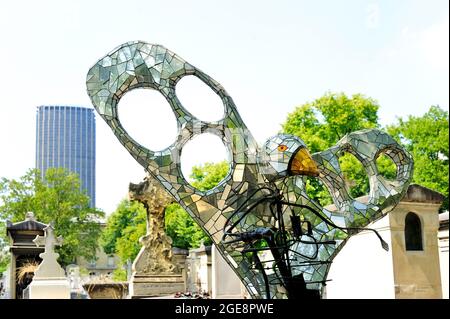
left=288, top=147, right=319, bottom=177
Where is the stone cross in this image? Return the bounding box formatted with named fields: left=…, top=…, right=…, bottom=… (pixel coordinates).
left=32, top=222, right=66, bottom=279
left=33, top=223, right=63, bottom=254
left=27, top=222, right=70, bottom=298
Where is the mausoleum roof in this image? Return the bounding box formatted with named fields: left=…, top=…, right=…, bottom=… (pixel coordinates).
left=324, top=184, right=445, bottom=212
left=6, top=212, right=47, bottom=234
left=401, top=184, right=445, bottom=204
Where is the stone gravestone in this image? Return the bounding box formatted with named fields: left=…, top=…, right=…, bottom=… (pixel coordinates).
left=26, top=223, right=70, bottom=299
left=128, top=176, right=185, bottom=298
left=185, top=243, right=211, bottom=294
left=67, top=264, right=89, bottom=299
left=211, top=245, right=247, bottom=299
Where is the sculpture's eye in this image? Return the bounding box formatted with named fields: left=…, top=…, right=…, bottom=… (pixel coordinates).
left=278, top=145, right=288, bottom=152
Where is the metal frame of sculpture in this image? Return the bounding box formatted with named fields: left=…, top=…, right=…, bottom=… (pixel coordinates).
left=86, top=41, right=413, bottom=299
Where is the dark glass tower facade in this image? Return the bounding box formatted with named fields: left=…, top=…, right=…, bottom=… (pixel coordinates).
left=35, top=106, right=96, bottom=207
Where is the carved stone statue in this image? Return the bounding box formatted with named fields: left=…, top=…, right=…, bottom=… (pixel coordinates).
left=128, top=175, right=176, bottom=275
left=128, top=175, right=185, bottom=298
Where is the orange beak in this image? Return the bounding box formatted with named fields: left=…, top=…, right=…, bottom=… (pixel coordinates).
left=288, top=147, right=319, bottom=177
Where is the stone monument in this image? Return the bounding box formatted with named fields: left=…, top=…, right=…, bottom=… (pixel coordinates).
left=6, top=212, right=46, bottom=298
left=185, top=243, right=211, bottom=294
left=26, top=223, right=70, bottom=299
left=128, top=176, right=185, bottom=298
left=211, top=245, right=246, bottom=298
left=67, top=264, right=89, bottom=299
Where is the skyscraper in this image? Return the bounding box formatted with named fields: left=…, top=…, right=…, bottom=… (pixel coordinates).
left=35, top=106, right=96, bottom=207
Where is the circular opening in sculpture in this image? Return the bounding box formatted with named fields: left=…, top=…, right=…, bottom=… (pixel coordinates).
left=175, top=75, right=225, bottom=122
left=338, top=152, right=369, bottom=198
left=376, top=152, right=397, bottom=181
left=118, top=88, right=178, bottom=151
left=180, top=133, right=230, bottom=191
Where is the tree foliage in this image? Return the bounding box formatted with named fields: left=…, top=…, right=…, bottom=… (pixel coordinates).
left=102, top=197, right=211, bottom=265
left=165, top=203, right=212, bottom=249
left=100, top=199, right=147, bottom=263
left=387, top=106, right=449, bottom=209
left=0, top=168, right=104, bottom=267
left=190, top=161, right=230, bottom=191
left=0, top=246, right=8, bottom=274
left=282, top=92, right=396, bottom=205
left=282, top=92, right=380, bottom=153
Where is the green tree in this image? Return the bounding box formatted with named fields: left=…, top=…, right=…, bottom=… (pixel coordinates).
left=165, top=203, right=212, bottom=249
left=190, top=161, right=230, bottom=191
left=0, top=222, right=7, bottom=273
left=387, top=106, right=449, bottom=209
left=282, top=92, right=396, bottom=205
left=100, top=199, right=147, bottom=280
left=100, top=199, right=147, bottom=262
left=282, top=92, right=380, bottom=153
left=0, top=247, right=8, bottom=274
left=101, top=198, right=211, bottom=263
left=0, top=168, right=104, bottom=267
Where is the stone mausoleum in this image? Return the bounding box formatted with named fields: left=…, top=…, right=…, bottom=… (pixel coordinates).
left=6, top=212, right=46, bottom=299
left=327, top=184, right=448, bottom=299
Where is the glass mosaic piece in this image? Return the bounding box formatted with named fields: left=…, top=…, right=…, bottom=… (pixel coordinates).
left=86, top=41, right=413, bottom=299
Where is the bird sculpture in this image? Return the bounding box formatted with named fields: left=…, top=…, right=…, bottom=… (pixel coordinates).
left=86, top=41, right=413, bottom=299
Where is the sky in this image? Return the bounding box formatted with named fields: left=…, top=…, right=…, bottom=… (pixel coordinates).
left=0, top=0, right=448, bottom=215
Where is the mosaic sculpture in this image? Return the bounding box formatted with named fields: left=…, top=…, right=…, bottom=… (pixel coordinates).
left=86, top=41, right=413, bottom=299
